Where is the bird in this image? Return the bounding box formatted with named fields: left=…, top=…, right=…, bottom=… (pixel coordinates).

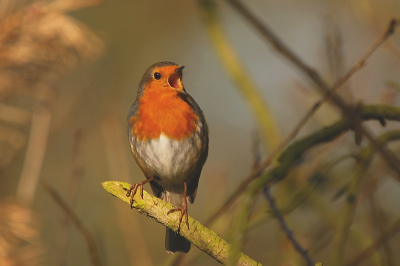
left=126, top=62, right=209, bottom=253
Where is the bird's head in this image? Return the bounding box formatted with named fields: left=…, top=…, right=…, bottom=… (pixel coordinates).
left=138, top=62, right=185, bottom=95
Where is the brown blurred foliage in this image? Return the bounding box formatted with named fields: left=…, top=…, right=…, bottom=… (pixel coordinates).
left=0, top=0, right=102, bottom=169
left=0, top=0, right=102, bottom=265
left=0, top=201, right=43, bottom=266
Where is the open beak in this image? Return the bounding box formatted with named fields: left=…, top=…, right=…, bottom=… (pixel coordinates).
left=168, top=66, right=185, bottom=91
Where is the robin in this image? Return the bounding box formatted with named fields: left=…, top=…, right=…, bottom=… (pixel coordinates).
left=126, top=62, right=209, bottom=253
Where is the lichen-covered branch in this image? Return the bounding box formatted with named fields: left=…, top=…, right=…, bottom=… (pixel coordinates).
left=101, top=181, right=262, bottom=266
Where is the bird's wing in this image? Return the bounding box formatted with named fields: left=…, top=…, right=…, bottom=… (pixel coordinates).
left=182, top=93, right=209, bottom=204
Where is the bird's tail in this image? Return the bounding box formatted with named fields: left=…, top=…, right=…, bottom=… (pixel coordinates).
left=163, top=192, right=191, bottom=253
left=165, top=227, right=190, bottom=253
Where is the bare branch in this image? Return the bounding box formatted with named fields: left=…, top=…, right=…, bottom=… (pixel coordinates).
left=263, top=187, right=315, bottom=266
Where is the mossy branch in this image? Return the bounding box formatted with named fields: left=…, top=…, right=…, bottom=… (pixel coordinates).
left=262, top=103, right=400, bottom=187
left=101, top=181, right=261, bottom=266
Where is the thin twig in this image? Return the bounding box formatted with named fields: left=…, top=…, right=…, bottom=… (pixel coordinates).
left=365, top=181, right=394, bottom=265
left=248, top=154, right=357, bottom=232
left=263, top=187, right=315, bottom=266
left=310, top=17, right=399, bottom=110
left=347, top=217, right=400, bottom=266
left=56, top=130, right=85, bottom=266
left=331, top=130, right=400, bottom=265
left=386, top=80, right=400, bottom=93
left=251, top=130, right=262, bottom=170
left=325, top=24, right=350, bottom=99
left=227, top=184, right=259, bottom=266
left=280, top=154, right=357, bottom=215
left=42, top=182, right=102, bottom=266
left=307, top=186, right=378, bottom=260
left=228, top=0, right=400, bottom=178
left=331, top=156, right=369, bottom=265
left=227, top=130, right=264, bottom=265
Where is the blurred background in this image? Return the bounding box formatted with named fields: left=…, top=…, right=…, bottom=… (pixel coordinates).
left=0, top=0, right=400, bottom=265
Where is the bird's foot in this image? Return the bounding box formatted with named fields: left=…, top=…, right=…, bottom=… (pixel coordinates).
left=126, top=177, right=154, bottom=208
left=167, top=205, right=189, bottom=233
left=126, top=183, right=143, bottom=208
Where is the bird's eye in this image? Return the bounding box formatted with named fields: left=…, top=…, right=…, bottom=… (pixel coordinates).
left=154, top=72, right=161, bottom=80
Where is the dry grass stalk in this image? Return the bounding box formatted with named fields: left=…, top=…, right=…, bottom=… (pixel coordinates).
left=0, top=0, right=103, bottom=169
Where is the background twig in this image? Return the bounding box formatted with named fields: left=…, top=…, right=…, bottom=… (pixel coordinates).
left=263, top=187, right=315, bottom=266
left=55, top=130, right=85, bottom=266
left=331, top=130, right=400, bottom=265
left=42, top=182, right=102, bottom=266
left=347, top=217, right=400, bottom=266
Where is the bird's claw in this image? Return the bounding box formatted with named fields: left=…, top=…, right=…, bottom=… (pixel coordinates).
left=126, top=183, right=143, bottom=209
left=167, top=206, right=189, bottom=233
left=126, top=178, right=154, bottom=208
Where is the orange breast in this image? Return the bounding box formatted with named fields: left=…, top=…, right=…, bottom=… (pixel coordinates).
left=130, top=85, right=198, bottom=141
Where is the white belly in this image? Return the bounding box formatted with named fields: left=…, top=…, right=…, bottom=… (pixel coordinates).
left=132, top=133, right=202, bottom=191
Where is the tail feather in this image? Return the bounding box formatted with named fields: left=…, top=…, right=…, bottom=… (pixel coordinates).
left=163, top=191, right=191, bottom=253
left=165, top=228, right=190, bottom=253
